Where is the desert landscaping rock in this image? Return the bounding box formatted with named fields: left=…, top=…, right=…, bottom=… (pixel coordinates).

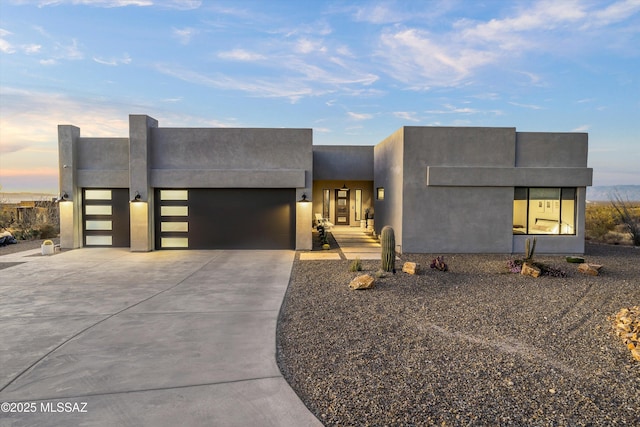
left=401, top=261, right=419, bottom=275
left=520, top=262, right=541, bottom=277
left=277, top=243, right=640, bottom=425
left=349, top=274, right=375, bottom=290
left=578, top=262, right=603, bottom=276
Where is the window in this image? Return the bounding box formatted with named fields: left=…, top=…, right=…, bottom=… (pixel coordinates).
left=513, top=188, right=576, bottom=235
left=322, top=189, right=330, bottom=219
left=355, top=189, right=362, bottom=221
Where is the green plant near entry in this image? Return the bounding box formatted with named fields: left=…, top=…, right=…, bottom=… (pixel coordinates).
left=380, top=226, right=396, bottom=273
left=374, top=269, right=385, bottom=278
left=349, top=257, right=362, bottom=272
left=524, top=237, right=537, bottom=262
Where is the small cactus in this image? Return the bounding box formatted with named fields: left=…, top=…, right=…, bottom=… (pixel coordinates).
left=525, top=237, right=537, bottom=262
left=380, top=226, right=396, bottom=272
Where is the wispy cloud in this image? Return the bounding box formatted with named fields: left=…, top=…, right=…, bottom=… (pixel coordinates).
left=572, top=125, right=590, bottom=132
left=375, top=0, right=640, bottom=89
left=218, top=49, right=265, bottom=61
left=19, top=0, right=202, bottom=8
left=93, top=53, right=131, bottom=66
left=173, top=27, right=197, bottom=44
left=425, top=104, right=502, bottom=115
left=393, top=111, right=419, bottom=122
left=347, top=112, right=373, bottom=120
left=508, top=101, right=543, bottom=110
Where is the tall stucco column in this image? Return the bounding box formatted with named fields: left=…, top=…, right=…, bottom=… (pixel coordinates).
left=129, top=115, right=158, bottom=251
left=295, top=189, right=312, bottom=250
left=58, top=125, right=81, bottom=249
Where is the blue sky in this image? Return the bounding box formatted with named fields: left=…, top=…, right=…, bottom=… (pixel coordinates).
left=1, top=0, right=639, bottom=193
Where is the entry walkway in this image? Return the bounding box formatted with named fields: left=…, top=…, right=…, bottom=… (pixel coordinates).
left=331, top=226, right=382, bottom=260
left=0, top=248, right=322, bottom=427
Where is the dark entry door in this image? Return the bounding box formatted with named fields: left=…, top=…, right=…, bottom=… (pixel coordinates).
left=335, top=189, right=350, bottom=225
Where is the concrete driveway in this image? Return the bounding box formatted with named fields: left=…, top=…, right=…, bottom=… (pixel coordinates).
left=0, top=248, right=322, bottom=427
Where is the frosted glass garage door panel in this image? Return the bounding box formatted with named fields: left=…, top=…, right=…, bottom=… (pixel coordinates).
left=161, top=222, right=189, bottom=232
left=85, top=220, right=112, bottom=230
left=160, top=206, right=188, bottom=216
left=85, top=190, right=112, bottom=200
left=85, top=236, right=112, bottom=245
left=85, top=205, right=112, bottom=215
left=160, top=190, right=188, bottom=201
left=161, top=237, right=189, bottom=248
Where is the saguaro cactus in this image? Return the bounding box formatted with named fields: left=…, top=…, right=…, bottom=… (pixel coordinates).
left=380, top=226, right=396, bottom=272
left=525, top=237, right=537, bottom=262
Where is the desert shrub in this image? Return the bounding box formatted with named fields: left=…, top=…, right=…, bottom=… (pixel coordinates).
left=585, top=203, right=617, bottom=240
left=13, top=228, right=40, bottom=240
left=349, top=257, right=362, bottom=272
left=38, top=223, right=59, bottom=239
left=611, top=193, right=640, bottom=246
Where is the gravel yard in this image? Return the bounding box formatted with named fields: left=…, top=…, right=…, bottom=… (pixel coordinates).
left=277, top=243, right=640, bottom=426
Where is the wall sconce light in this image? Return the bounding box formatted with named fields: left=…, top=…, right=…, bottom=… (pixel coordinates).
left=298, top=193, right=311, bottom=203
left=377, top=187, right=385, bottom=201
left=131, top=191, right=142, bottom=202
left=341, top=183, right=348, bottom=190
left=55, top=192, right=69, bottom=202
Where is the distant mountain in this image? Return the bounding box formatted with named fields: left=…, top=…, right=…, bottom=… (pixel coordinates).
left=587, top=185, right=640, bottom=202
left=0, top=192, right=57, bottom=204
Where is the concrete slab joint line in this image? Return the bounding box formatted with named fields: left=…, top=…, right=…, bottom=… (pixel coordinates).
left=0, top=248, right=322, bottom=426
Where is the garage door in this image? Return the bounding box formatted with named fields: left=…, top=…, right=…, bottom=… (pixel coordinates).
left=82, top=188, right=130, bottom=247
left=155, top=188, right=295, bottom=249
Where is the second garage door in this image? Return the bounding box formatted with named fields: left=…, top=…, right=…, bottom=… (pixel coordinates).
left=155, top=188, right=295, bottom=250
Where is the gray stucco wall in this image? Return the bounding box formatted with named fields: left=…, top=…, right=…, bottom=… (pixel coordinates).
left=384, top=126, right=591, bottom=254
left=516, top=132, right=588, bottom=167
left=76, top=137, right=130, bottom=188
left=374, top=128, right=404, bottom=250
left=402, top=127, right=516, bottom=253
left=313, top=145, right=374, bottom=181
left=150, top=128, right=312, bottom=189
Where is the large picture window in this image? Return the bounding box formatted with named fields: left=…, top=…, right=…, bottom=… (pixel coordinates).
left=513, top=188, right=576, bottom=235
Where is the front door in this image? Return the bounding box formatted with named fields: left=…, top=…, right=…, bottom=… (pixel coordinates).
left=335, top=189, right=350, bottom=225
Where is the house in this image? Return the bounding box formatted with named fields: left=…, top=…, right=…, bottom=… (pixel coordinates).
left=58, top=115, right=592, bottom=253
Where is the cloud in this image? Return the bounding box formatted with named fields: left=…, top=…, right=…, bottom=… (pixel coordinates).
left=376, top=0, right=640, bottom=89
left=173, top=27, right=196, bottom=45
left=217, top=49, right=265, bottom=61
left=347, top=112, right=373, bottom=120
left=508, top=101, right=543, bottom=110
left=379, top=28, right=497, bottom=88
left=393, top=111, right=419, bottom=122
left=572, top=125, right=590, bottom=132
left=294, top=38, right=327, bottom=54
left=93, top=53, right=131, bottom=66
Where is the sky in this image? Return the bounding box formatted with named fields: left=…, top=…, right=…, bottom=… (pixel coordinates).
left=0, top=0, right=639, bottom=193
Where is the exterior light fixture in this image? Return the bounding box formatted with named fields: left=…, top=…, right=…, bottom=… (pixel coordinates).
left=132, top=191, right=141, bottom=202
left=55, top=192, right=69, bottom=202
left=298, top=193, right=310, bottom=202
left=341, top=183, right=348, bottom=190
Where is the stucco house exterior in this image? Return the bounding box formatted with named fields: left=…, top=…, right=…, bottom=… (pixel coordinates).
left=58, top=114, right=592, bottom=254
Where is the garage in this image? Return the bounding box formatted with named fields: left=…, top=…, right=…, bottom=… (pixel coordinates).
left=155, top=188, right=295, bottom=250
left=82, top=188, right=130, bottom=247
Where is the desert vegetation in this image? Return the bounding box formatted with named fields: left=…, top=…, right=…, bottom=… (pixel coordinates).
left=0, top=198, right=59, bottom=241
left=585, top=199, right=640, bottom=246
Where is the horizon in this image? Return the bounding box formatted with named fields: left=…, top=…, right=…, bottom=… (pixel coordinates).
left=1, top=0, right=639, bottom=193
